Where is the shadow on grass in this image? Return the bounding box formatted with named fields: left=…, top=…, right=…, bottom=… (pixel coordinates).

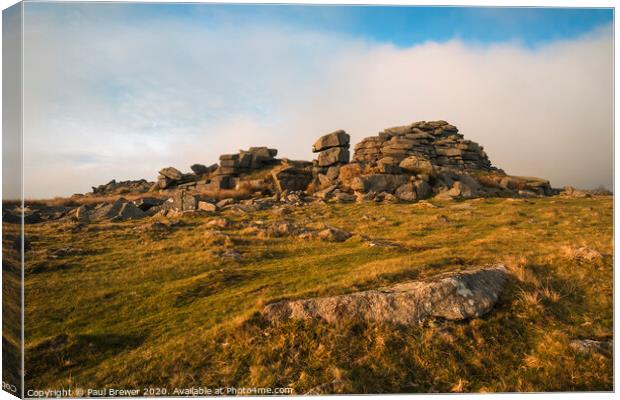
left=174, top=269, right=261, bottom=307
left=26, top=333, right=146, bottom=381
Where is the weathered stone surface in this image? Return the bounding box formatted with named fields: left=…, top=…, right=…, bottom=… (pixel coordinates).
left=352, top=120, right=492, bottom=172
left=75, top=206, right=90, bottom=224
left=350, top=174, right=408, bottom=194
left=449, top=181, right=474, bottom=198
left=263, top=265, right=507, bottom=325
left=395, top=183, right=417, bottom=201
left=190, top=164, right=212, bottom=175
left=91, top=179, right=153, bottom=195
left=338, top=163, right=363, bottom=186
left=198, top=201, right=218, bottom=212
left=399, top=155, right=435, bottom=175
left=332, top=192, right=356, bottom=203
left=414, top=180, right=432, bottom=199
left=88, top=198, right=147, bottom=222
left=326, top=166, right=340, bottom=181
left=134, top=197, right=165, bottom=211
left=89, top=198, right=127, bottom=222
left=312, top=130, right=350, bottom=152
left=318, top=226, right=352, bottom=242
left=166, top=191, right=200, bottom=211
left=113, top=202, right=146, bottom=221
left=272, top=165, right=313, bottom=192
left=376, top=157, right=402, bottom=174
left=318, top=147, right=350, bottom=167
left=570, top=339, right=613, bottom=357
left=159, top=167, right=183, bottom=181
left=216, top=198, right=235, bottom=209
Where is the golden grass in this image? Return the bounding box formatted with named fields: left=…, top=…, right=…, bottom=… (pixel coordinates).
left=9, top=196, right=613, bottom=393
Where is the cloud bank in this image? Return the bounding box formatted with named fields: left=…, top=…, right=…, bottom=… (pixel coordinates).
left=22, top=9, right=613, bottom=198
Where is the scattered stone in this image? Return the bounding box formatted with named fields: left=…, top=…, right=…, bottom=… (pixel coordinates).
left=563, top=246, right=603, bottom=262
left=145, top=221, right=172, bottom=232
left=206, top=218, right=229, bottom=229
left=305, top=379, right=348, bottom=395
left=263, top=265, right=508, bottom=324
left=332, top=192, right=356, bottom=203
left=363, top=238, right=406, bottom=250
left=315, top=185, right=338, bottom=200
left=134, top=197, right=165, bottom=211
left=216, top=248, right=242, bottom=261
left=414, top=200, right=438, bottom=209
left=272, top=206, right=292, bottom=218
left=198, top=201, right=218, bottom=212
left=75, top=206, right=90, bottom=224
left=216, top=198, right=235, bottom=209
left=570, top=339, right=612, bottom=357
left=450, top=202, right=474, bottom=210
left=318, top=226, right=352, bottom=242
left=111, top=202, right=145, bottom=221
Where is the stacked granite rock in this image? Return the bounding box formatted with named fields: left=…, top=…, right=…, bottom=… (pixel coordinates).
left=155, top=164, right=219, bottom=191
left=91, top=179, right=153, bottom=195
left=217, top=147, right=278, bottom=176
left=353, top=120, right=492, bottom=172
left=309, top=130, right=351, bottom=193
left=313, top=130, right=350, bottom=167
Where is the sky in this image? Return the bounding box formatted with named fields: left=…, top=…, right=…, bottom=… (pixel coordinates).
left=5, top=3, right=614, bottom=198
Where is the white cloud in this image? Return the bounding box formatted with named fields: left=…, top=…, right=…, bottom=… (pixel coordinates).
left=22, top=11, right=612, bottom=198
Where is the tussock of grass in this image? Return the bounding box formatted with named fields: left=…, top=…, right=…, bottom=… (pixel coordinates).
left=16, top=196, right=613, bottom=393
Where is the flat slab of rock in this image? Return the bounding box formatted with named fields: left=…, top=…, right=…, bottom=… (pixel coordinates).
left=263, top=265, right=507, bottom=325
left=313, top=129, right=350, bottom=153
left=159, top=166, right=183, bottom=181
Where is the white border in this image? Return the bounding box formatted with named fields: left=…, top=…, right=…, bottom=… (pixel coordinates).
left=0, top=1, right=616, bottom=400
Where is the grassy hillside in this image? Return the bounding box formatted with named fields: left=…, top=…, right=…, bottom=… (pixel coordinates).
left=22, top=196, right=612, bottom=393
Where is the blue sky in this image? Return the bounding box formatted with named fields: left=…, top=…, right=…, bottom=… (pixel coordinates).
left=14, top=3, right=614, bottom=197
left=28, top=3, right=613, bottom=47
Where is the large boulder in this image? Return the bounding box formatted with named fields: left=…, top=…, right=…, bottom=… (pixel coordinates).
left=376, top=157, right=402, bottom=174
left=166, top=191, right=200, bottom=211
left=338, top=163, right=363, bottom=186
left=317, top=147, right=350, bottom=167
left=312, top=130, right=350, bottom=153
left=414, top=180, right=432, bottom=199
left=271, top=164, right=313, bottom=192
left=88, top=198, right=147, bottom=222
left=112, top=202, right=146, bottom=221
left=263, top=265, right=508, bottom=325
left=399, top=155, right=435, bottom=175
left=190, top=163, right=217, bottom=175
left=75, top=206, right=90, bottom=224
left=395, top=183, right=417, bottom=201
left=159, top=167, right=183, bottom=181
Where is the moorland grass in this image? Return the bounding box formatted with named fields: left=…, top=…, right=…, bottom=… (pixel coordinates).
left=16, top=196, right=613, bottom=393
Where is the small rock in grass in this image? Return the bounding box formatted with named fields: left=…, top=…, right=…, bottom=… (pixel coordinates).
left=318, top=226, right=352, bottom=242
left=570, top=339, right=612, bottom=357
